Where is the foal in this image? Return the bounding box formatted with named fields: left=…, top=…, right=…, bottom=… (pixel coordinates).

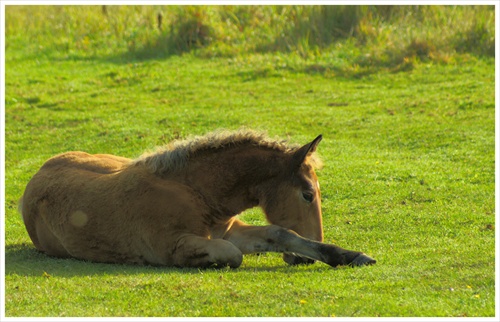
left=20, top=130, right=376, bottom=268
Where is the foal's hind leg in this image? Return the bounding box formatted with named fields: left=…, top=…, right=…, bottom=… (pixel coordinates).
left=225, top=220, right=375, bottom=267
left=172, top=235, right=243, bottom=268
left=23, top=199, right=71, bottom=258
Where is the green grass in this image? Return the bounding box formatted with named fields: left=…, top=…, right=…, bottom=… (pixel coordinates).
left=3, top=4, right=496, bottom=318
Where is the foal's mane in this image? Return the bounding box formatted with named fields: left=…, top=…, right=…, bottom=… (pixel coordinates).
left=132, top=129, right=322, bottom=175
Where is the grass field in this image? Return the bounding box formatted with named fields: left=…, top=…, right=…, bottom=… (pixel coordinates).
left=2, top=4, right=497, bottom=318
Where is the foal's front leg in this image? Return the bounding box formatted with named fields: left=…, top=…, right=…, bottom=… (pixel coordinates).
left=172, top=234, right=243, bottom=268
left=224, top=220, right=376, bottom=267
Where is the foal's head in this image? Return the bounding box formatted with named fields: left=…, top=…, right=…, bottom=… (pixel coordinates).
left=258, top=135, right=324, bottom=265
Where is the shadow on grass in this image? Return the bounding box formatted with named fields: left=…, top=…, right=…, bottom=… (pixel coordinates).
left=5, top=243, right=333, bottom=277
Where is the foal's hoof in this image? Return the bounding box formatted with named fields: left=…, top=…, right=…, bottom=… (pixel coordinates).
left=350, top=253, right=376, bottom=267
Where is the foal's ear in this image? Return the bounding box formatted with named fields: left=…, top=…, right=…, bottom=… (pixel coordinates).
left=292, top=134, right=323, bottom=168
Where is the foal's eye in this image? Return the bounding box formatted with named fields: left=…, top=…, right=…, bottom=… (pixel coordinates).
left=302, top=191, right=314, bottom=203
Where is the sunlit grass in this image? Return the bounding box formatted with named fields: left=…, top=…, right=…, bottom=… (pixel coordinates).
left=6, top=5, right=494, bottom=66
left=3, top=4, right=495, bottom=318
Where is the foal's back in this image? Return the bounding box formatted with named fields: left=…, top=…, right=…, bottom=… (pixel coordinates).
left=41, top=151, right=130, bottom=173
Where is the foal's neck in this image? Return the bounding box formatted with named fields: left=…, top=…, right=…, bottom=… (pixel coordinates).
left=181, top=146, right=286, bottom=218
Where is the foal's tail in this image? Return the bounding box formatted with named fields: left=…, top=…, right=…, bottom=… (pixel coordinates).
left=18, top=194, right=25, bottom=223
